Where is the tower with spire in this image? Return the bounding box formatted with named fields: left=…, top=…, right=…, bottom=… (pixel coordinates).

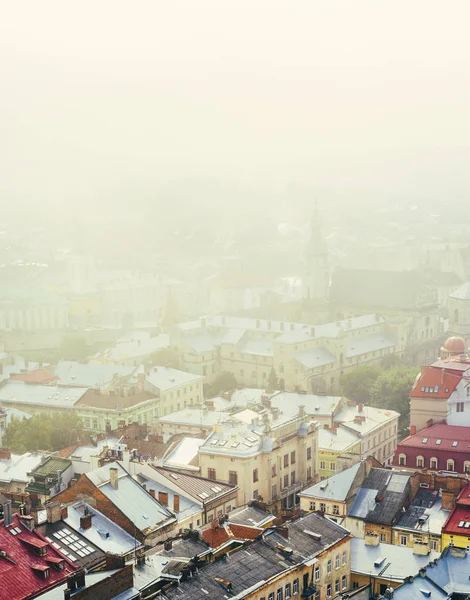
left=302, top=202, right=330, bottom=306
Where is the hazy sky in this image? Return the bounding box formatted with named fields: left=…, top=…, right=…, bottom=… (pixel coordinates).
left=2, top=1, right=470, bottom=212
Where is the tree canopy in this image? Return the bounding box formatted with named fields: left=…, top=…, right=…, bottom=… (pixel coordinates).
left=149, top=346, right=181, bottom=369
left=3, top=412, right=84, bottom=454
left=58, top=335, right=89, bottom=361
left=267, top=367, right=279, bottom=392
left=340, top=364, right=382, bottom=404
left=208, top=371, right=238, bottom=397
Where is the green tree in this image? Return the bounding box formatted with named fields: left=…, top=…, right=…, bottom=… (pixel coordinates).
left=369, top=365, right=419, bottom=435
left=340, top=365, right=382, bottom=404
left=3, top=411, right=84, bottom=453
left=209, top=371, right=238, bottom=396
left=267, top=367, right=279, bottom=392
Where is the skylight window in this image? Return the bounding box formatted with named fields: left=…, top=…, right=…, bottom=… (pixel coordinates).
left=459, top=520, right=465, bottom=527
left=434, top=385, right=439, bottom=393
left=436, top=439, right=442, bottom=445
left=210, top=439, right=219, bottom=446
left=422, top=438, right=428, bottom=444
left=452, top=441, right=458, bottom=447
left=231, top=442, right=239, bottom=448
left=421, top=387, right=425, bottom=392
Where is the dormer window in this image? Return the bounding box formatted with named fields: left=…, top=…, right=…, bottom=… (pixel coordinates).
left=31, top=565, right=50, bottom=579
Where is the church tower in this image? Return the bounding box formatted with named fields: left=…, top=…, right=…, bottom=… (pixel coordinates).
left=302, top=202, right=330, bottom=303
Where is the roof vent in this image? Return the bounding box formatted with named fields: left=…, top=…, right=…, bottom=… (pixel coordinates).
left=374, top=556, right=386, bottom=567
left=304, top=530, right=322, bottom=541
left=320, top=483, right=327, bottom=491
left=419, top=590, right=431, bottom=597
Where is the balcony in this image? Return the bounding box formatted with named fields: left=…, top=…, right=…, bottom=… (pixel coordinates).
left=301, top=584, right=317, bottom=598
left=280, top=480, right=305, bottom=500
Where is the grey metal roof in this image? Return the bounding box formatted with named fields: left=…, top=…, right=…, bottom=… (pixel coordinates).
left=0, top=381, right=88, bottom=409
left=295, top=347, right=335, bottom=369
left=53, top=361, right=136, bottom=388
left=388, top=577, right=448, bottom=600
left=87, top=462, right=175, bottom=533
left=350, top=538, right=440, bottom=582
left=41, top=519, right=105, bottom=570
left=64, top=501, right=143, bottom=556
left=425, top=547, right=470, bottom=595
left=348, top=488, right=378, bottom=519
left=228, top=505, right=275, bottom=528
left=153, top=467, right=236, bottom=504
left=302, top=462, right=362, bottom=502
left=146, top=366, right=202, bottom=392
left=153, top=537, right=210, bottom=560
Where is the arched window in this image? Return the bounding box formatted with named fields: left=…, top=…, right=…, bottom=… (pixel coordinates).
left=430, top=457, right=438, bottom=470
left=447, top=459, right=455, bottom=472
left=464, top=462, right=470, bottom=474
left=399, top=454, right=407, bottom=466
left=416, top=456, right=425, bottom=468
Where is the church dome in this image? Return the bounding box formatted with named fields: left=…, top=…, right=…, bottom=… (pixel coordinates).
left=441, top=336, right=466, bottom=355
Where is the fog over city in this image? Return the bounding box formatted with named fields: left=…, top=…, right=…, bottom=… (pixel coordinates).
left=2, top=4, right=470, bottom=599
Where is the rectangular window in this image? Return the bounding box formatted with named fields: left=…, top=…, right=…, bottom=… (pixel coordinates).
left=272, top=484, right=277, bottom=498
left=310, top=501, right=316, bottom=511
left=400, top=535, right=407, bottom=546
left=291, top=451, right=296, bottom=464
left=330, top=462, right=336, bottom=471
left=307, top=467, right=312, bottom=480
left=284, top=454, right=289, bottom=468
left=457, top=402, right=465, bottom=413
left=335, top=580, right=340, bottom=594
left=208, top=468, right=216, bottom=480
left=333, top=504, right=340, bottom=515
left=431, top=539, right=438, bottom=551
left=291, top=471, right=296, bottom=485
left=285, top=583, right=291, bottom=599
left=335, top=554, right=340, bottom=569
left=327, top=559, right=332, bottom=574
left=327, top=583, right=332, bottom=598
left=293, top=580, right=299, bottom=594
left=307, top=447, right=312, bottom=460
left=272, top=464, right=277, bottom=477
left=277, top=589, right=283, bottom=600
left=229, top=470, right=238, bottom=485
left=284, top=475, right=289, bottom=488
left=380, top=533, right=386, bottom=542
left=269, top=594, right=274, bottom=600
left=320, top=503, right=326, bottom=512
left=342, top=575, right=347, bottom=589
left=253, top=469, right=259, bottom=483
left=320, top=461, right=326, bottom=469
left=342, top=550, right=347, bottom=565
left=314, top=565, right=320, bottom=581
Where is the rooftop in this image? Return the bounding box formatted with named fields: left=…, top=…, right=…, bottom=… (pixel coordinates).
left=76, top=389, right=157, bottom=410
left=0, top=513, right=76, bottom=600
left=86, top=462, right=175, bottom=534
left=102, top=333, right=169, bottom=362
left=201, top=522, right=263, bottom=548
left=145, top=366, right=202, bottom=392
left=227, top=505, right=275, bottom=528
left=350, top=538, right=440, bottom=582
left=0, top=381, right=88, bottom=409
left=53, top=361, right=136, bottom=388
left=28, top=456, right=72, bottom=478
left=396, top=492, right=449, bottom=536
left=135, top=473, right=200, bottom=522
left=449, top=281, right=470, bottom=300
left=152, top=467, right=236, bottom=504
left=410, top=365, right=464, bottom=399
left=398, top=422, right=470, bottom=452
left=164, top=437, right=204, bottom=470
left=318, top=425, right=360, bottom=453
left=0, top=452, right=43, bottom=485
left=301, top=462, right=362, bottom=502
left=333, top=404, right=400, bottom=436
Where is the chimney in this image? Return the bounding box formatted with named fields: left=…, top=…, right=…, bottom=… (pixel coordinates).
left=19, top=516, right=35, bottom=532
left=109, top=467, right=119, bottom=489
left=61, top=505, right=68, bottom=520
left=364, top=532, right=380, bottom=546
left=0, top=449, right=11, bottom=461
left=46, top=502, right=63, bottom=524
left=298, top=405, right=306, bottom=418
left=442, top=490, right=457, bottom=511
left=174, top=494, right=180, bottom=513
left=357, top=404, right=364, bottom=413
left=277, top=526, right=288, bottom=539
left=148, top=488, right=156, bottom=499
left=426, top=419, right=434, bottom=429
left=409, top=425, right=417, bottom=436
left=80, top=511, right=92, bottom=531
left=158, top=491, right=168, bottom=506
left=2, top=501, right=12, bottom=527
left=164, top=540, right=173, bottom=552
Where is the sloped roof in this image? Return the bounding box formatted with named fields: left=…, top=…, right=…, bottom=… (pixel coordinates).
left=301, top=462, right=362, bottom=502
left=449, top=281, right=470, bottom=300
left=152, top=467, right=236, bottom=503
left=201, top=523, right=263, bottom=548
left=0, top=513, right=76, bottom=600
left=29, top=456, right=72, bottom=477
left=410, top=365, right=462, bottom=399
left=398, top=423, right=470, bottom=452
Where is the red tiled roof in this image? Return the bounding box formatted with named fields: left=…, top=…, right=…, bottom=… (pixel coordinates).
left=456, top=484, right=470, bottom=506
left=410, top=365, right=462, bottom=399
left=442, top=503, right=470, bottom=534
left=9, top=370, right=58, bottom=384
left=0, top=514, right=76, bottom=600
left=201, top=523, right=263, bottom=548
left=399, top=423, right=470, bottom=452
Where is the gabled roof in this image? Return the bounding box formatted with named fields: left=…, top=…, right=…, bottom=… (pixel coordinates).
left=301, top=462, right=362, bottom=502
left=0, top=513, right=76, bottom=600
left=398, top=422, right=470, bottom=452
left=152, top=467, right=237, bottom=504
left=410, top=365, right=462, bottom=399
left=29, top=456, right=72, bottom=478
left=227, top=505, right=275, bottom=528
left=449, top=281, right=470, bottom=300
left=53, top=361, right=136, bottom=388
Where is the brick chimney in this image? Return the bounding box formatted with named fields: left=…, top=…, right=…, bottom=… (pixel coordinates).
left=80, top=512, right=92, bottom=530
left=158, top=491, right=168, bottom=506
left=109, top=467, right=119, bottom=489
left=0, top=449, right=11, bottom=461
left=148, top=488, right=156, bottom=499
left=46, top=501, right=63, bottom=524
left=277, top=526, right=289, bottom=539
left=442, top=490, right=457, bottom=511
left=357, top=404, right=364, bottom=413
left=174, top=494, right=180, bottom=512
left=409, top=425, right=417, bottom=436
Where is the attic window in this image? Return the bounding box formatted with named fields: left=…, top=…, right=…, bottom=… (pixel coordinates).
left=452, top=441, right=459, bottom=447
left=434, top=385, right=439, bottom=393
left=422, top=438, right=428, bottom=444
left=420, top=387, right=425, bottom=392
left=436, top=439, right=442, bottom=445
left=31, top=565, right=50, bottom=579
left=445, top=388, right=449, bottom=393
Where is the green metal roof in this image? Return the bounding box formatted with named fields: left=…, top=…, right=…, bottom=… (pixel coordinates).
left=30, top=457, right=72, bottom=477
